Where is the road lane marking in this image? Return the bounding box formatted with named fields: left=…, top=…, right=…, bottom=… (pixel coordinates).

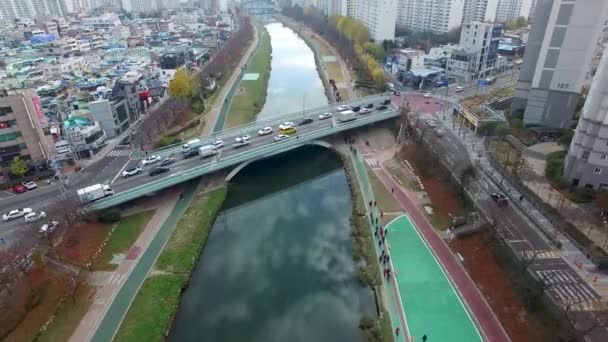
left=111, top=160, right=131, bottom=184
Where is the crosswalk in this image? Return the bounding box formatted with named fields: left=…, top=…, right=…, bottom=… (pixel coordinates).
left=536, top=269, right=600, bottom=310
left=106, top=149, right=133, bottom=158
left=365, top=157, right=381, bottom=169
left=518, top=249, right=562, bottom=260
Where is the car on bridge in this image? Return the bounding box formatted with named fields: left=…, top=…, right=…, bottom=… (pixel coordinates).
left=377, top=105, right=388, bottom=111
left=141, top=155, right=161, bottom=166
left=235, top=135, right=250, bottom=143
left=2, top=208, right=33, bottom=221
left=122, top=166, right=142, bottom=178
left=212, top=140, right=225, bottom=149
left=274, top=134, right=290, bottom=142
left=382, top=99, right=391, bottom=105
left=233, top=136, right=251, bottom=148
left=299, top=118, right=313, bottom=126
left=160, top=157, right=175, bottom=166
left=352, top=106, right=361, bottom=112
left=24, top=211, right=46, bottom=222
left=258, top=126, right=273, bottom=136
left=337, top=105, right=350, bottom=111
left=149, top=166, right=170, bottom=176
left=183, top=149, right=199, bottom=159
left=365, top=103, right=374, bottom=109
left=282, top=121, right=295, bottom=128
left=359, top=108, right=372, bottom=114
left=318, top=112, right=332, bottom=120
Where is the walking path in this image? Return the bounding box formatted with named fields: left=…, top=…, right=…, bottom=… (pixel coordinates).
left=203, top=20, right=260, bottom=135
left=68, top=186, right=193, bottom=342
left=354, top=143, right=510, bottom=342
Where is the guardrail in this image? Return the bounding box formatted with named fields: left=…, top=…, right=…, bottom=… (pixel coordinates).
left=91, top=109, right=400, bottom=209
left=140, top=93, right=391, bottom=158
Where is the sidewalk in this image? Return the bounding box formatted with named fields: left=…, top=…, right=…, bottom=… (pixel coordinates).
left=440, top=112, right=608, bottom=298
left=202, top=21, right=260, bottom=136
left=356, top=143, right=510, bottom=342
left=68, top=189, right=180, bottom=342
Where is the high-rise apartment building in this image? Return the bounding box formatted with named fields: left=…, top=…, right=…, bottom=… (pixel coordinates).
left=512, top=0, right=608, bottom=129
left=0, top=0, right=67, bottom=21
left=496, top=0, right=533, bottom=22
left=564, top=46, right=608, bottom=190
left=350, top=0, right=397, bottom=41
left=327, top=0, right=346, bottom=16
left=462, top=0, right=498, bottom=25
left=397, top=0, right=465, bottom=34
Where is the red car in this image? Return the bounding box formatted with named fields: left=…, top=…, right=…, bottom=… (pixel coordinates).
left=13, top=184, right=26, bottom=194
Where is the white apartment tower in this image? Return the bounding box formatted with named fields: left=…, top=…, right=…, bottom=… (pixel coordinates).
left=565, top=46, right=608, bottom=189
left=512, top=0, right=608, bottom=128
left=397, top=0, right=466, bottom=34
left=496, top=0, right=533, bottom=22
left=0, top=0, right=67, bottom=21
left=350, top=0, right=397, bottom=41
left=462, top=0, right=498, bottom=25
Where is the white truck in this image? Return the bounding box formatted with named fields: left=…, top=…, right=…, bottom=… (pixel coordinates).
left=77, top=184, right=114, bottom=203
left=198, top=145, right=218, bottom=158
left=338, top=110, right=357, bottom=123
left=182, top=139, right=203, bottom=154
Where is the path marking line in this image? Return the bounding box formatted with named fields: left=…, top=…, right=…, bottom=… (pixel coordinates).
left=111, top=160, right=131, bottom=184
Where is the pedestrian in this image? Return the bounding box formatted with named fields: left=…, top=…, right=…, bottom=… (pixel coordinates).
left=385, top=228, right=389, bottom=237
left=378, top=239, right=382, bottom=247
left=179, top=193, right=184, bottom=200
left=391, top=187, right=395, bottom=194
left=382, top=235, right=386, bottom=243
left=381, top=249, right=385, bottom=257
left=369, top=200, right=372, bottom=207
left=383, top=268, right=388, bottom=277
left=375, top=217, right=379, bottom=225
left=396, top=327, right=400, bottom=336
left=370, top=213, right=373, bottom=221
left=374, top=200, right=377, bottom=206
left=519, top=195, right=523, bottom=201
left=379, top=254, right=383, bottom=263
left=386, top=255, right=390, bottom=264
left=422, top=334, right=427, bottom=342
left=297, top=135, right=299, bottom=139
left=381, top=211, right=384, bottom=217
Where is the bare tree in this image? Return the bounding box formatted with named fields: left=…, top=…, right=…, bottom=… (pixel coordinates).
left=564, top=299, right=608, bottom=340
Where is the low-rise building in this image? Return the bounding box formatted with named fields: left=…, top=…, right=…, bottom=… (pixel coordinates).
left=88, top=98, right=131, bottom=139
left=397, top=48, right=425, bottom=72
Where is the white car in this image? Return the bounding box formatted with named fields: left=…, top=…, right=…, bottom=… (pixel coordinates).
left=455, top=86, right=464, bottom=92
left=282, top=121, right=295, bottom=128
left=122, top=166, right=142, bottom=178
left=337, top=105, right=350, bottom=111
left=423, top=92, right=432, bottom=98
left=22, top=180, right=37, bottom=190
left=359, top=108, right=372, bottom=114
left=274, top=134, right=291, bottom=142
left=425, top=119, right=439, bottom=128
left=24, top=211, right=46, bottom=222
left=141, top=155, right=161, bottom=166
left=235, top=135, right=251, bottom=143
left=212, top=140, right=225, bottom=149
left=258, top=126, right=273, bottom=136
left=39, top=220, right=59, bottom=235
left=3, top=208, right=33, bottom=221
left=318, top=112, right=332, bottom=120
left=434, top=127, right=445, bottom=137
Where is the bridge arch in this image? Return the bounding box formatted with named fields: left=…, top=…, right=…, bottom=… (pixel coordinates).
left=225, top=140, right=333, bottom=181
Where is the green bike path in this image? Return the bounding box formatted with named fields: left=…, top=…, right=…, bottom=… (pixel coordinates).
left=386, top=215, right=482, bottom=342
left=90, top=183, right=198, bottom=342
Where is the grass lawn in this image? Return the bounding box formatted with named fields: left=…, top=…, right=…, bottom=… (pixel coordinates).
left=113, top=274, right=187, bottom=342
left=114, top=186, right=227, bottom=341
left=95, top=211, right=155, bottom=271
left=225, top=26, right=272, bottom=128
left=36, top=286, right=94, bottom=342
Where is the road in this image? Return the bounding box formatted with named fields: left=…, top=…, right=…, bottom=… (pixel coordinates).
left=410, top=101, right=608, bottom=340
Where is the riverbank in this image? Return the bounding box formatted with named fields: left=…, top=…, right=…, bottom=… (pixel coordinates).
left=223, top=24, right=271, bottom=129
left=337, top=145, right=394, bottom=342
left=113, top=185, right=227, bottom=341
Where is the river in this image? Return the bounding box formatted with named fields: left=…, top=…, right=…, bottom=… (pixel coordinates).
left=257, top=22, right=328, bottom=120
left=168, top=147, right=374, bottom=341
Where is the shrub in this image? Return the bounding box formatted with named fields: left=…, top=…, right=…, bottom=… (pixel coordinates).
left=157, top=135, right=181, bottom=148
left=545, top=151, right=566, bottom=181
left=98, top=210, right=121, bottom=223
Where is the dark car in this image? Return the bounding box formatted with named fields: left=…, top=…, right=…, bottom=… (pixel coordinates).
left=394, top=91, right=401, bottom=96
left=352, top=106, right=361, bottom=112
left=149, top=166, right=170, bottom=176
left=490, top=193, right=509, bottom=207
left=377, top=105, right=388, bottom=110
left=299, top=118, right=314, bottom=126
left=160, top=157, right=175, bottom=166
left=365, top=103, right=374, bottom=109
left=183, top=149, right=198, bottom=159
left=382, top=99, right=391, bottom=105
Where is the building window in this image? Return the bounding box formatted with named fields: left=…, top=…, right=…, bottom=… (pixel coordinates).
left=602, top=155, right=608, bottom=160
left=595, top=167, right=602, bottom=174
left=582, top=151, right=590, bottom=160
left=0, top=106, right=13, bottom=116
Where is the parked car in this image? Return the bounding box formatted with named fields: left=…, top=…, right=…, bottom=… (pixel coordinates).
left=22, top=180, right=37, bottom=190
left=3, top=208, right=33, bottom=221
left=212, top=140, right=225, bottom=149
left=39, top=220, right=59, bottom=235
left=122, top=167, right=142, bottom=178
left=455, top=86, right=464, bottom=92
left=13, top=184, right=26, bottom=194
left=274, top=134, right=291, bottom=142
left=149, top=167, right=170, bottom=176
left=423, top=92, right=432, bottom=98
left=24, top=211, right=46, bottom=222
left=318, top=112, right=333, bottom=120
left=490, top=193, right=509, bottom=207
left=299, top=118, right=313, bottom=126
left=141, top=155, right=161, bottom=166
left=159, top=157, right=175, bottom=166
left=258, top=126, right=273, bottom=136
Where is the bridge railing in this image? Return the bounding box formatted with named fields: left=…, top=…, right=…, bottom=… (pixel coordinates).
left=141, top=93, right=391, bottom=159
left=91, top=108, right=400, bottom=210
